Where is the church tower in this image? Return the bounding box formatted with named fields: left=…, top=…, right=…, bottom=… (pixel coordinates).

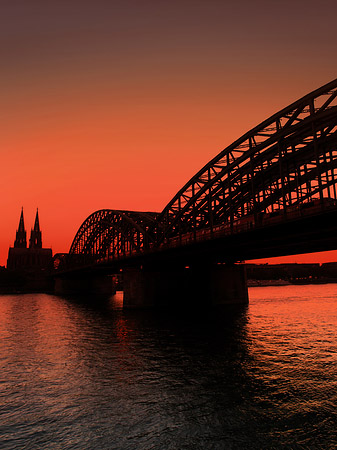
left=29, top=209, right=42, bottom=249
left=14, top=208, right=27, bottom=248
left=7, top=208, right=52, bottom=274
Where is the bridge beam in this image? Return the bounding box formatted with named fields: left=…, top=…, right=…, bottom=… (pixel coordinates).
left=123, top=263, right=248, bottom=308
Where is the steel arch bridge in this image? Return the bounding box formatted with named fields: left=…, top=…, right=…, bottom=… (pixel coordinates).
left=68, top=79, right=337, bottom=265
left=68, top=210, right=158, bottom=263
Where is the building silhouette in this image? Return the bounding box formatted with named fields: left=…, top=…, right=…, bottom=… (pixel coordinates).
left=7, top=209, right=52, bottom=271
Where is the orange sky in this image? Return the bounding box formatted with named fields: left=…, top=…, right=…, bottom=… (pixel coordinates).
left=1, top=1, right=337, bottom=265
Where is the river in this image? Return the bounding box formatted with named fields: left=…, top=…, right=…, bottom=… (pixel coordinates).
left=0, top=284, right=336, bottom=449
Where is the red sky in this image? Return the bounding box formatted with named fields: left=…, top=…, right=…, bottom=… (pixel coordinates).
left=1, top=0, right=337, bottom=265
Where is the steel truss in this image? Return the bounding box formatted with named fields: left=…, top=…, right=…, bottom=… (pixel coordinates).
left=69, top=210, right=158, bottom=261
left=69, top=79, right=337, bottom=262
left=158, top=78, right=337, bottom=242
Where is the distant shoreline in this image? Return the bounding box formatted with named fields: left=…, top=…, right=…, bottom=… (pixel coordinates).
left=247, top=279, right=337, bottom=287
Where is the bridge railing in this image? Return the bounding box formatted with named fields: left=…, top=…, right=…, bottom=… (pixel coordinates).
left=57, top=197, right=337, bottom=272
left=160, top=197, right=337, bottom=250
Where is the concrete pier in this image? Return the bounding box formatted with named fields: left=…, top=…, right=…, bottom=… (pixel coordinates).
left=123, top=263, right=248, bottom=308
left=54, top=274, right=116, bottom=296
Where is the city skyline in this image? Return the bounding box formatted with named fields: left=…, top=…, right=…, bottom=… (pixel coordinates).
left=1, top=0, right=337, bottom=265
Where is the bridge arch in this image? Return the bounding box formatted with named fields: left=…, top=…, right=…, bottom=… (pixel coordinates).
left=157, top=78, right=337, bottom=242
left=68, top=79, right=337, bottom=260
left=69, top=209, right=158, bottom=261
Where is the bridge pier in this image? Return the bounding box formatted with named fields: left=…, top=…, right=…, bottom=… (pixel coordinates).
left=54, top=274, right=116, bottom=296
left=123, top=263, right=248, bottom=308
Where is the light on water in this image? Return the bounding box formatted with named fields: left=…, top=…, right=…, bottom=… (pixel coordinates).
left=1, top=286, right=337, bottom=449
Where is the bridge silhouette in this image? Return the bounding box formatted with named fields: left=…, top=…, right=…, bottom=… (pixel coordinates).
left=55, top=79, right=337, bottom=307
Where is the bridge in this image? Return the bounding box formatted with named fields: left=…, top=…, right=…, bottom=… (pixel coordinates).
left=55, top=79, right=337, bottom=307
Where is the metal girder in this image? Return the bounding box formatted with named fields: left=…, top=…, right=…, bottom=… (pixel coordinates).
left=67, top=79, right=337, bottom=267
left=157, top=78, right=337, bottom=242
left=69, top=210, right=158, bottom=262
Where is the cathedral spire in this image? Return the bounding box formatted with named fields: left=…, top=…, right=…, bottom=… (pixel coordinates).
left=29, top=209, right=42, bottom=249
left=18, top=207, right=25, bottom=232
left=14, top=207, right=27, bottom=248
left=33, top=208, right=40, bottom=232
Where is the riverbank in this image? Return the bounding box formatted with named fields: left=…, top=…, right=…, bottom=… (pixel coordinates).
left=247, top=278, right=337, bottom=287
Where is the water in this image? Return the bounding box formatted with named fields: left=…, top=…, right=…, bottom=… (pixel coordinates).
left=0, top=285, right=337, bottom=449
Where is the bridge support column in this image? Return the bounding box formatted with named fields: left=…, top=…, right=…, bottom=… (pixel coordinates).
left=208, top=263, right=249, bottom=306
left=123, top=263, right=248, bottom=308
left=54, top=274, right=116, bottom=296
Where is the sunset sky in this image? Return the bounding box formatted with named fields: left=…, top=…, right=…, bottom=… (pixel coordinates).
left=1, top=0, right=336, bottom=265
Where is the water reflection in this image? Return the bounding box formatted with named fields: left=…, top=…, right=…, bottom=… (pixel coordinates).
left=0, top=287, right=337, bottom=449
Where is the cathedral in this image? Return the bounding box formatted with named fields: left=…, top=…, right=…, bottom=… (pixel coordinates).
left=7, top=209, right=53, bottom=271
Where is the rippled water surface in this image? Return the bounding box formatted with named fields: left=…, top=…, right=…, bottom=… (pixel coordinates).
left=1, top=285, right=337, bottom=449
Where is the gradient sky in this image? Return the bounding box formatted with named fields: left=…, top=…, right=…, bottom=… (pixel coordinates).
left=1, top=0, right=337, bottom=265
